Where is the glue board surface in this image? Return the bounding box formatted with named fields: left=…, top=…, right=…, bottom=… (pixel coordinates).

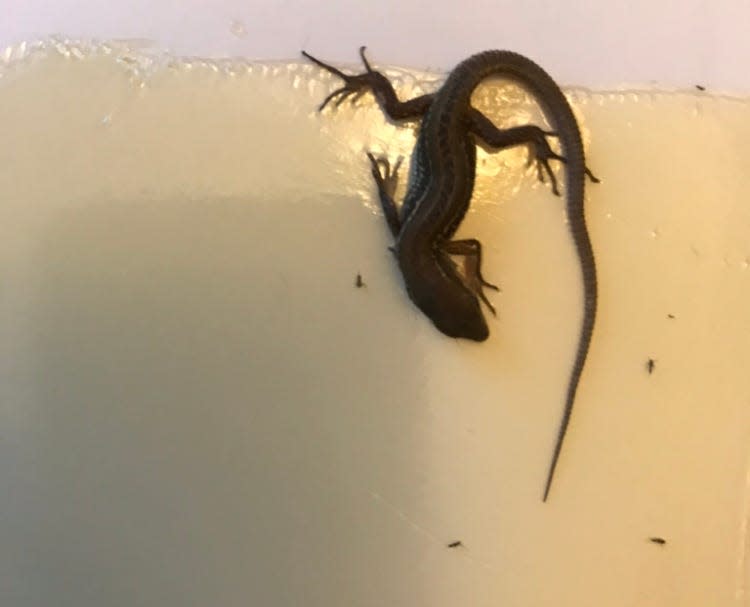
left=1, top=41, right=748, bottom=607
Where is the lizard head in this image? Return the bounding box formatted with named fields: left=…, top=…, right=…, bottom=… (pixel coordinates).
left=405, top=275, right=490, bottom=342
left=428, top=294, right=489, bottom=342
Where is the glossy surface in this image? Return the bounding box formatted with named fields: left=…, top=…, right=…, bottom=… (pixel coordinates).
left=1, top=42, right=749, bottom=607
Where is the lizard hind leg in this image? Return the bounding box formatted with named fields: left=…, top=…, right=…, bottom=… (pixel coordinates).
left=544, top=152, right=601, bottom=185
left=303, top=47, right=435, bottom=119
left=469, top=112, right=600, bottom=196
left=443, top=238, right=500, bottom=315
left=302, top=48, right=381, bottom=111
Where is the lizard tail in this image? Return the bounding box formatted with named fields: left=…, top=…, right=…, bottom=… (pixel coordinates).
left=542, top=186, right=597, bottom=502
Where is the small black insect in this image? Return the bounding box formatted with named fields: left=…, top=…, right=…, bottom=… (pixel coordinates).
left=447, top=541, right=462, bottom=548
left=695, top=84, right=706, bottom=91
left=649, top=537, right=666, bottom=545
left=355, top=273, right=365, bottom=288
left=667, top=314, right=675, bottom=319
left=646, top=358, right=656, bottom=374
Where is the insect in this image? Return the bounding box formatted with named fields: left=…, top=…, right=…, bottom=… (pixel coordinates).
left=649, top=537, right=666, bottom=545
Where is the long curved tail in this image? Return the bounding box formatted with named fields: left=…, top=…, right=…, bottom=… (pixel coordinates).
left=453, top=51, right=597, bottom=501
left=542, top=208, right=597, bottom=501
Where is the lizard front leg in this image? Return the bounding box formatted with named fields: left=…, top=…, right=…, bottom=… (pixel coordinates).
left=443, top=238, right=500, bottom=315
left=365, top=152, right=404, bottom=238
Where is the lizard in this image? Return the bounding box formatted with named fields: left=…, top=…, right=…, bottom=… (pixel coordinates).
left=303, top=47, right=598, bottom=501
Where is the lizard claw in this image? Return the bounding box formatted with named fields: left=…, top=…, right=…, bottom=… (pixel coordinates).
left=523, top=129, right=599, bottom=195
left=585, top=167, right=601, bottom=184
left=366, top=153, right=402, bottom=198
left=302, top=47, right=378, bottom=112
left=537, top=152, right=563, bottom=197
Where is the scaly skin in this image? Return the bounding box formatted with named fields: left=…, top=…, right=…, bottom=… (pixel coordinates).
left=304, top=47, right=599, bottom=501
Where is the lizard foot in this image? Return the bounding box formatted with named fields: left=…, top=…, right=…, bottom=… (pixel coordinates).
left=527, top=132, right=600, bottom=195
left=444, top=239, right=500, bottom=316
left=302, top=46, right=383, bottom=111
left=366, top=152, right=403, bottom=200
